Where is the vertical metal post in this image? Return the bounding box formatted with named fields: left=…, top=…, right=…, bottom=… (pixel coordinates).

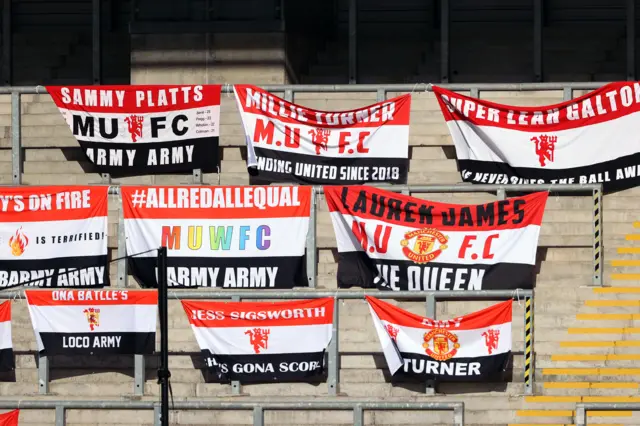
left=453, top=404, right=465, bottom=426
left=11, top=92, right=21, bottom=184
left=2, top=0, right=11, bottom=85
left=576, top=405, right=587, bottom=426
left=38, top=354, right=50, bottom=394
left=231, top=295, right=242, bottom=395
left=563, top=87, right=572, bottom=101
left=469, top=88, right=478, bottom=99
left=153, top=405, right=162, bottom=426
left=496, top=188, right=506, bottom=200
left=352, top=405, right=364, bottom=426
left=192, top=168, right=203, bottom=184
left=134, top=353, right=145, bottom=395
left=524, top=296, right=534, bottom=395
left=592, top=187, right=603, bottom=286
left=425, top=293, right=436, bottom=318
left=327, top=296, right=340, bottom=395
left=129, top=191, right=142, bottom=395
left=425, top=293, right=436, bottom=395
left=284, top=89, right=293, bottom=102
left=440, top=0, right=450, bottom=83
left=627, top=0, right=636, bottom=80
left=117, top=193, right=128, bottom=288
left=306, top=187, right=317, bottom=288
left=252, top=406, right=264, bottom=426
left=55, top=405, right=65, bottom=426
left=533, top=0, right=543, bottom=82
left=376, top=88, right=386, bottom=102
left=157, top=247, right=169, bottom=426
left=92, top=0, right=102, bottom=84
left=348, top=0, right=357, bottom=83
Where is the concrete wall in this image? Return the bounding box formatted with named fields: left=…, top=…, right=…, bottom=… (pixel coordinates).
left=130, top=33, right=287, bottom=85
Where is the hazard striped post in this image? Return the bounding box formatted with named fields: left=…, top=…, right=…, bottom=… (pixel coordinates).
left=524, top=296, right=534, bottom=395
left=592, top=187, right=603, bottom=286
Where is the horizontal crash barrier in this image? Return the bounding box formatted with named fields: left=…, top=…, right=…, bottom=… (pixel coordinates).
left=313, top=183, right=603, bottom=288
left=110, top=183, right=602, bottom=292
left=0, top=82, right=606, bottom=186
left=0, top=183, right=601, bottom=291
left=575, top=402, right=640, bottom=426
left=0, top=399, right=465, bottom=426
left=0, top=83, right=603, bottom=402
left=0, top=289, right=533, bottom=396
left=0, top=85, right=605, bottom=287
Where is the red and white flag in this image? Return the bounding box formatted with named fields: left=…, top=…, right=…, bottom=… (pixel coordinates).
left=234, top=84, right=411, bottom=184
left=0, top=186, right=108, bottom=289
left=433, top=83, right=640, bottom=193
left=182, top=298, right=333, bottom=383
left=325, top=185, right=547, bottom=291
left=122, top=185, right=311, bottom=288
left=0, top=302, right=14, bottom=372
left=47, top=85, right=221, bottom=177
left=26, top=290, right=157, bottom=355
left=0, top=410, right=18, bottom=426
left=367, top=296, right=512, bottom=380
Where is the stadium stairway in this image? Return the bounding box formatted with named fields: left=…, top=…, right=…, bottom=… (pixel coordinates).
left=508, top=223, right=640, bottom=425
left=1, top=89, right=640, bottom=425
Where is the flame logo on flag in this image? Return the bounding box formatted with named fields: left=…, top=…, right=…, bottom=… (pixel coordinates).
left=8, top=227, right=28, bottom=256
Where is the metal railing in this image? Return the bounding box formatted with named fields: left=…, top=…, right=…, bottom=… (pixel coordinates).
left=0, top=399, right=465, bottom=426
left=0, top=84, right=606, bottom=289
left=87, top=183, right=608, bottom=293
left=0, top=83, right=606, bottom=401
left=0, top=82, right=606, bottom=185
left=35, top=181, right=600, bottom=293
left=575, top=403, right=640, bottom=426
left=0, top=289, right=533, bottom=397
left=313, top=183, right=603, bottom=288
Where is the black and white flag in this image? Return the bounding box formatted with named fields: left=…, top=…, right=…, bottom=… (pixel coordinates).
left=234, top=84, right=411, bottom=184
left=26, top=290, right=157, bottom=355
left=47, top=85, right=221, bottom=177
left=433, top=83, right=640, bottom=193
left=182, top=298, right=333, bottom=383
left=325, top=186, right=547, bottom=291
left=367, top=296, right=512, bottom=381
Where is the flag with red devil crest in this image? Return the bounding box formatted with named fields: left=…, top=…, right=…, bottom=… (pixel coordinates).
left=234, top=85, right=411, bottom=185
left=47, top=85, right=221, bottom=177
left=433, top=83, right=640, bottom=193
left=182, top=298, right=333, bottom=383
left=366, top=296, right=512, bottom=381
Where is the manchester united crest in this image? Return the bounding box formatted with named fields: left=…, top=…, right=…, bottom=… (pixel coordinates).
left=400, top=228, right=448, bottom=264
left=83, top=307, right=100, bottom=331
left=422, top=328, right=460, bottom=361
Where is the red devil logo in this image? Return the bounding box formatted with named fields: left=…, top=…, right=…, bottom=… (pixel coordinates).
left=124, top=115, right=144, bottom=142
